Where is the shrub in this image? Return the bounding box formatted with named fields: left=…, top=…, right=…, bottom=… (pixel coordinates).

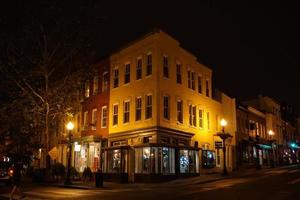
left=82, top=167, right=93, bottom=181
left=70, top=167, right=79, bottom=180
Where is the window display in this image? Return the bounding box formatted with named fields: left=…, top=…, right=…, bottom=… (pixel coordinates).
left=179, top=149, right=199, bottom=173
left=202, top=150, right=215, bottom=168
left=135, top=147, right=175, bottom=174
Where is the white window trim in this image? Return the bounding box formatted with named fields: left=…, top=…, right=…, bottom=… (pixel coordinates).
left=124, top=62, right=131, bottom=85
left=101, top=106, right=107, bottom=128
left=135, top=96, right=142, bottom=122
left=112, top=103, right=119, bottom=127
left=91, top=108, right=97, bottom=130
left=123, top=100, right=130, bottom=124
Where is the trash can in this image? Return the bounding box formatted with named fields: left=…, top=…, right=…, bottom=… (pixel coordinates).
left=95, top=169, right=103, bottom=187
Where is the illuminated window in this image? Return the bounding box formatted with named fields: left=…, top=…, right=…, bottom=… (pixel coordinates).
left=145, top=94, right=152, bottom=119
left=101, top=106, right=107, bottom=128
left=102, top=71, right=108, bottom=92
left=198, top=76, right=202, bottom=94
left=135, top=97, right=142, bottom=121
left=113, top=68, right=119, bottom=88
left=123, top=101, right=130, bottom=123
left=124, top=63, right=130, bottom=84
left=136, top=58, right=142, bottom=80
left=91, top=108, right=97, bottom=130
left=207, top=112, right=210, bottom=130
left=163, top=96, right=170, bottom=120
left=176, top=63, right=182, bottom=84
left=206, top=80, right=210, bottom=97
left=83, top=111, right=88, bottom=130
left=199, top=109, right=203, bottom=128
left=163, top=55, right=169, bottom=78
left=113, top=104, right=118, bottom=126
left=85, top=80, right=90, bottom=98
left=177, top=100, right=183, bottom=123
left=93, top=76, right=98, bottom=95
left=189, top=105, right=196, bottom=126
left=146, top=53, right=152, bottom=76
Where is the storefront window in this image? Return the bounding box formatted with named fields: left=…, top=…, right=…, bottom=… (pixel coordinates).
left=135, top=147, right=175, bottom=174
left=180, top=150, right=189, bottom=173
left=202, top=150, right=215, bottom=169
left=103, top=148, right=128, bottom=174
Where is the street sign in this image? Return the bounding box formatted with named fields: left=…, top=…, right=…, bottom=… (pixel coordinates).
left=48, top=147, right=58, bottom=160
left=215, top=141, right=223, bottom=149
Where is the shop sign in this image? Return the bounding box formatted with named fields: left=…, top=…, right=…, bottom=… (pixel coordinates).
left=215, top=141, right=223, bottom=149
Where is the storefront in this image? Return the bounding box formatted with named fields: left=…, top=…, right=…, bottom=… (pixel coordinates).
left=102, top=144, right=199, bottom=182
left=72, top=136, right=103, bottom=173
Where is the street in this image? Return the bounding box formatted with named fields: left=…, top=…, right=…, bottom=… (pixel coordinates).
left=1, top=165, right=300, bottom=200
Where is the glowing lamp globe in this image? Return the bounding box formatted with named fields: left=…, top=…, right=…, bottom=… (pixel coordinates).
left=66, top=122, right=74, bottom=130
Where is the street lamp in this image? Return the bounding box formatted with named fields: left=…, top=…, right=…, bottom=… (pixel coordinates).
left=268, top=130, right=275, bottom=167
left=64, top=121, right=74, bottom=185
left=216, top=119, right=232, bottom=175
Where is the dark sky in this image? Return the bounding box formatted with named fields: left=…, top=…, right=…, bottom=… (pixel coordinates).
left=1, top=1, right=300, bottom=111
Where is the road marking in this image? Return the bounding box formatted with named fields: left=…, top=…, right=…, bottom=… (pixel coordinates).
left=288, top=178, right=300, bottom=185
left=288, top=169, right=300, bottom=173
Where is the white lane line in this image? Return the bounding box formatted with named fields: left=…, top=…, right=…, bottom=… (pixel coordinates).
left=288, top=178, right=300, bottom=185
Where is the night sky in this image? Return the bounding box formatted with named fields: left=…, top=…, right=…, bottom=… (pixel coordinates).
left=1, top=1, right=300, bottom=111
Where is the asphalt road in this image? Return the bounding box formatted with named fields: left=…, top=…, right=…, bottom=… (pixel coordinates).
left=1, top=165, right=300, bottom=200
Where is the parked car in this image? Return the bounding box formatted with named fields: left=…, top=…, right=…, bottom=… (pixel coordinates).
left=0, top=161, right=13, bottom=185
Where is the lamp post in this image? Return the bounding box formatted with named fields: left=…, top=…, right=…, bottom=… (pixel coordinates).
left=216, top=119, right=232, bottom=175
left=64, top=121, right=74, bottom=185
left=268, top=130, right=275, bottom=167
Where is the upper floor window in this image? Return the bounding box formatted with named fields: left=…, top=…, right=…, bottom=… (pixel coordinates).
left=113, top=68, right=119, bottom=88
left=123, top=101, right=130, bottom=123
left=206, top=80, right=210, bottom=97
left=91, top=108, right=97, bottom=130
left=146, top=53, right=152, bottom=76
left=101, top=106, right=107, bottom=128
left=102, top=71, right=108, bottom=92
left=85, top=80, right=90, bottom=98
left=188, top=71, right=191, bottom=89
left=207, top=112, right=210, bottom=130
left=177, top=100, right=183, bottom=123
left=136, top=58, right=142, bottom=80
left=113, top=104, right=118, bottom=126
left=163, top=96, right=170, bottom=120
left=145, top=94, right=152, bottom=119
left=135, top=97, right=142, bottom=121
left=198, top=76, right=202, bottom=94
left=189, top=105, right=196, bottom=126
left=93, top=76, right=98, bottom=95
left=83, top=111, right=88, bottom=130
left=163, top=55, right=169, bottom=78
left=199, top=109, right=203, bottom=128
left=191, top=72, right=195, bottom=90
left=176, top=63, right=182, bottom=84
left=124, top=63, right=130, bottom=84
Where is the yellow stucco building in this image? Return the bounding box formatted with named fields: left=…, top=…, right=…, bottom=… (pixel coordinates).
left=103, top=30, right=236, bottom=182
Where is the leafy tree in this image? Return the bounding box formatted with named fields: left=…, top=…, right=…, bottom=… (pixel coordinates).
left=0, top=1, right=104, bottom=168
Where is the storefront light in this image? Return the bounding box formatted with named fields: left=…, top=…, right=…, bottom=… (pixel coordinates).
left=74, top=143, right=81, bottom=152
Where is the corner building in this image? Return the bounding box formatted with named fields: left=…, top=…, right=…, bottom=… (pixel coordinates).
left=103, top=30, right=236, bottom=182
